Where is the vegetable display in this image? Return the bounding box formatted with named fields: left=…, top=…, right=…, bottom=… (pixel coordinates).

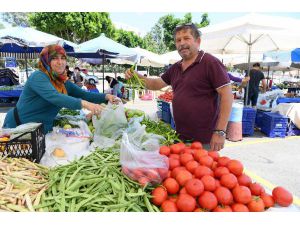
left=37, top=147, right=159, bottom=212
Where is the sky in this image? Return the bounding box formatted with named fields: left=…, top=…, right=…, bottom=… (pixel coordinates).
left=109, top=12, right=300, bottom=36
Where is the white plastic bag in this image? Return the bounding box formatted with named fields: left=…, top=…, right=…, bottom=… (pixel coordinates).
left=92, top=102, right=128, bottom=148
left=120, top=133, right=169, bottom=186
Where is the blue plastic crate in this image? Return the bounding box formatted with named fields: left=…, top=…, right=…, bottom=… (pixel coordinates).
left=261, top=112, right=288, bottom=131
left=242, top=120, right=255, bottom=136
left=276, top=97, right=300, bottom=104
left=156, top=111, right=162, bottom=119
left=255, top=110, right=265, bottom=128
left=242, top=107, right=256, bottom=121
left=161, top=101, right=171, bottom=113
left=162, top=110, right=171, bottom=124
left=261, top=127, right=286, bottom=138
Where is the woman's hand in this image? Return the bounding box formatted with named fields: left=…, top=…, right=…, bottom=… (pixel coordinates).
left=105, top=94, right=121, bottom=104
left=81, top=100, right=105, bottom=116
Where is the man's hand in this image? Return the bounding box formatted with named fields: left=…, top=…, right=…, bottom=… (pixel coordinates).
left=124, top=68, right=135, bottom=80
left=210, top=133, right=226, bottom=151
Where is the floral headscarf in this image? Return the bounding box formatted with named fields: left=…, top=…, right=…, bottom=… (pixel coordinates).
left=38, top=44, right=68, bottom=94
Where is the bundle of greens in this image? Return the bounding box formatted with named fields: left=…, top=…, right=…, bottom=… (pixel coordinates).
left=127, top=64, right=146, bottom=90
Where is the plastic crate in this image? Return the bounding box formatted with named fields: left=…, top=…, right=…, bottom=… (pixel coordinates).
left=162, top=110, right=171, bottom=124
left=242, top=107, right=256, bottom=121
left=0, top=124, right=45, bottom=163
left=255, top=110, right=265, bottom=128
left=161, top=101, right=171, bottom=113
left=276, top=97, right=300, bottom=104
left=261, top=112, right=288, bottom=131
left=261, top=127, right=286, bottom=138
left=242, top=120, right=255, bottom=136
left=156, top=99, right=162, bottom=111
left=156, top=111, right=162, bottom=119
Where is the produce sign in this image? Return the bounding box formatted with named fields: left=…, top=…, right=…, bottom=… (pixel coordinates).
left=0, top=157, right=49, bottom=212
left=37, top=147, right=160, bottom=212
left=153, top=142, right=294, bottom=212
left=158, top=91, right=173, bottom=102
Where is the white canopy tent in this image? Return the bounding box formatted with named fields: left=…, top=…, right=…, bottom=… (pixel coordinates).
left=199, top=13, right=300, bottom=104
left=111, top=46, right=168, bottom=68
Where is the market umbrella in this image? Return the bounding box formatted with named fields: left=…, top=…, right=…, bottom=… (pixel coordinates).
left=71, top=33, right=138, bottom=92
left=0, top=27, right=77, bottom=77
left=200, top=13, right=300, bottom=105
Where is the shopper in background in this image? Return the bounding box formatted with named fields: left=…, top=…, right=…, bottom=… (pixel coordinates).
left=125, top=23, right=233, bottom=151
left=105, top=76, right=123, bottom=98
left=3, top=44, right=118, bottom=134
left=244, top=63, right=267, bottom=108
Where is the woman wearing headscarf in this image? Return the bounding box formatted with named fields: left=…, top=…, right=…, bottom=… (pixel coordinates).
left=3, top=44, right=118, bottom=134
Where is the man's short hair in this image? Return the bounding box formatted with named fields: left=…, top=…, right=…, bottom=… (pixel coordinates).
left=173, top=23, right=201, bottom=40
left=253, top=63, right=260, bottom=67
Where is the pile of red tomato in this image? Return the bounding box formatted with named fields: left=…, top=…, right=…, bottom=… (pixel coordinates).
left=158, top=91, right=173, bottom=102
left=151, top=142, right=294, bottom=212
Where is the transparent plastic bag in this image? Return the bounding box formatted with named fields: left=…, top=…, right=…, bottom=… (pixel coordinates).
left=92, top=102, right=128, bottom=140
left=120, top=133, right=169, bottom=186
left=126, top=118, right=165, bottom=151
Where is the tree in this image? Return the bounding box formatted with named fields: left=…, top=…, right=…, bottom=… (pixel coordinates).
left=114, top=29, right=144, bottom=48
left=144, top=13, right=210, bottom=53
left=29, top=12, right=115, bottom=43
left=2, top=13, right=30, bottom=27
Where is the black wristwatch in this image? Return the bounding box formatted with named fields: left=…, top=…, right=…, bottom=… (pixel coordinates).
left=213, top=130, right=227, bottom=137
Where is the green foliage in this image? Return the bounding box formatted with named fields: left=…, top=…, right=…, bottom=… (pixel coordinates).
left=114, top=29, right=145, bottom=48
left=0, top=22, right=5, bottom=29
left=143, top=13, right=210, bottom=53
left=29, top=12, right=115, bottom=43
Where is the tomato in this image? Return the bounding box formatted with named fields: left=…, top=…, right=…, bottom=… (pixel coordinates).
left=231, top=203, right=249, bottom=212
left=157, top=168, right=168, bottom=180
left=179, top=187, right=187, bottom=194
left=151, top=186, right=168, bottom=206
left=194, top=166, right=214, bottom=179
left=191, top=141, right=203, bottom=149
left=138, top=177, right=150, bottom=187
left=180, top=153, right=194, bottom=166
left=201, top=175, right=216, bottom=192
left=227, top=160, right=244, bottom=176
left=168, top=196, right=178, bottom=203
left=198, top=191, right=218, bottom=211
left=208, top=151, right=220, bottom=161
left=237, top=174, right=252, bottom=187
left=272, top=186, right=293, bottom=207
left=163, top=178, right=180, bottom=195
left=213, top=205, right=232, bottom=212
left=170, top=143, right=185, bottom=154
left=185, top=160, right=199, bottom=174
left=145, top=169, right=160, bottom=182
left=182, top=148, right=195, bottom=155
left=249, top=183, right=265, bottom=196
left=171, top=166, right=186, bottom=178
left=215, top=179, right=221, bottom=188
left=214, top=186, right=233, bottom=205
left=161, top=200, right=178, bottom=212
left=132, top=168, right=145, bottom=178
left=176, top=170, right=193, bottom=186
left=198, top=155, right=214, bottom=168
left=176, top=194, right=196, bottom=212
left=261, top=193, right=275, bottom=209
left=169, top=154, right=180, bottom=159
left=214, top=166, right=230, bottom=178
left=247, top=196, right=265, bottom=212
left=194, top=149, right=208, bottom=161
left=169, top=158, right=181, bottom=170
left=122, top=167, right=130, bottom=176
left=217, top=156, right=230, bottom=167
left=159, top=146, right=171, bottom=156
left=220, top=173, right=238, bottom=189
left=185, top=178, right=204, bottom=197
left=232, top=185, right=252, bottom=204
left=211, top=161, right=218, bottom=171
